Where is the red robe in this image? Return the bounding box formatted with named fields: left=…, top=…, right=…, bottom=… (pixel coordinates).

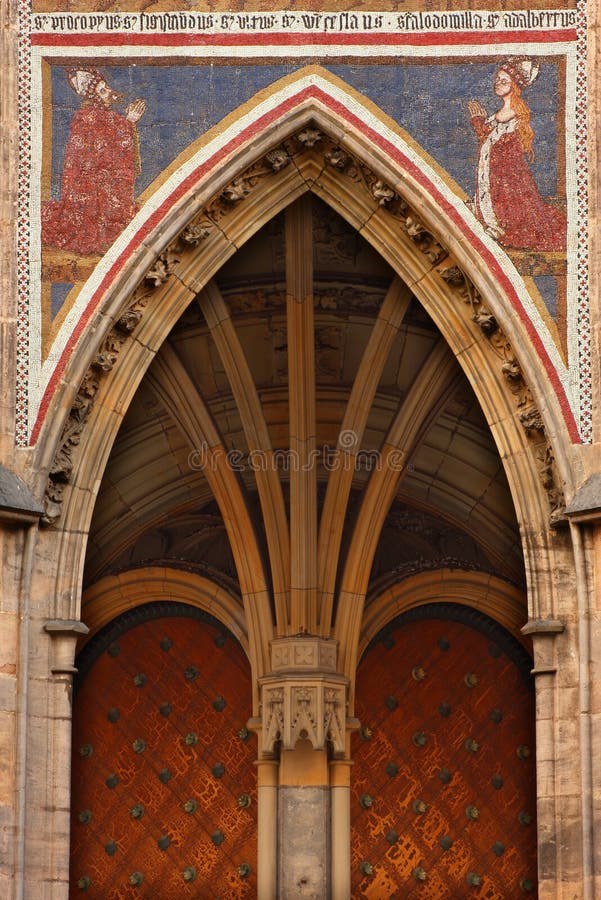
left=471, top=115, right=566, bottom=253
left=42, top=103, right=139, bottom=255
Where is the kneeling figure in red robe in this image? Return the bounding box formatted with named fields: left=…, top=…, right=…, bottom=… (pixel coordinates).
left=42, top=68, right=146, bottom=256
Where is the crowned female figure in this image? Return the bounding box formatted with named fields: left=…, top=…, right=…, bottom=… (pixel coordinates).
left=468, top=57, right=566, bottom=252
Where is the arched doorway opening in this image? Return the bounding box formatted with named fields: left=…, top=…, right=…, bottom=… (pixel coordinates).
left=68, top=192, right=538, bottom=893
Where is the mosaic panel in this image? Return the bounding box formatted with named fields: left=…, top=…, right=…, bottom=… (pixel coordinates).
left=16, top=3, right=590, bottom=443
left=352, top=607, right=537, bottom=898
left=70, top=606, right=257, bottom=898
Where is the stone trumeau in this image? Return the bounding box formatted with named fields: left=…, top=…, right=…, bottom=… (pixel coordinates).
left=1, top=0, right=600, bottom=897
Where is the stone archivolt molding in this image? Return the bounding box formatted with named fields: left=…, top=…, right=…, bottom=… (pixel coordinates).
left=259, top=637, right=349, bottom=757
left=41, top=120, right=563, bottom=528
left=361, top=568, right=528, bottom=659
left=81, top=566, right=248, bottom=652
left=436, top=263, right=565, bottom=524
left=41, top=262, right=178, bottom=525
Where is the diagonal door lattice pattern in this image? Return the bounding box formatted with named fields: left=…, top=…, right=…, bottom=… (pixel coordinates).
left=70, top=604, right=256, bottom=898
left=352, top=606, right=537, bottom=898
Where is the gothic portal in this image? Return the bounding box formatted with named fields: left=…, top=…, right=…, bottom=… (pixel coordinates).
left=1, top=13, right=600, bottom=899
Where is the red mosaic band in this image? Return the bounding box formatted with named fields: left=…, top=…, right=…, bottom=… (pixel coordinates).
left=31, top=29, right=577, bottom=47
left=575, top=0, right=591, bottom=441
left=16, top=0, right=32, bottom=446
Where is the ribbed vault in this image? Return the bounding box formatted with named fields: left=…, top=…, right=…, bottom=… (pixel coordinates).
left=82, top=195, right=526, bottom=701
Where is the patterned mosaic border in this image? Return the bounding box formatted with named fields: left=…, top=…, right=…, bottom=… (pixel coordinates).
left=575, top=0, right=591, bottom=442
left=16, top=0, right=33, bottom=446
left=16, top=5, right=591, bottom=445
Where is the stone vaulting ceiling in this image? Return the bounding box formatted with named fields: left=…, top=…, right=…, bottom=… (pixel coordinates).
left=84, top=196, right=524, bottom=611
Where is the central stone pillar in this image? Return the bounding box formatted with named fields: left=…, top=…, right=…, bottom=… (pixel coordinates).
left=279, top=740, right=330, bottom=898
left=256, top=636, right=352, bottom=899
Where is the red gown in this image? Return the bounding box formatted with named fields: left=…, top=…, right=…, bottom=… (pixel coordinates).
left=42, top=103, right=139, bottom=255
left=471, top=114, right=566, bottom=253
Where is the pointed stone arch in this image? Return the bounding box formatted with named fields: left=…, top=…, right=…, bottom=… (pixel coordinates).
left=32, top=64, right=575, bottom=695
left=359, top=569, right=529, bottom=662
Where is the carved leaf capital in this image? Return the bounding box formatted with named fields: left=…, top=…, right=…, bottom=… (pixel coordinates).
left=259, top=674, right=349, bottom=757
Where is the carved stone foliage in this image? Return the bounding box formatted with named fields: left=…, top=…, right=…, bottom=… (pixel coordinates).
left=260, top=679, right=348, bottom=757
left=179, top=222, right=211, bottom=246
left=260, top=637, right=348, bottom=757
left=435, top=261, right=565, bottom=525
left=404, top=214, right=445, bottom=264
left=144, top=249, right=180, bottom=287
left=41, top=253, right=179, bottom=526
left=324, top=146, right=350, bottom=171
left=296, top=126, right=323, bottom=148
left=265, top=147, right=291, bottom=172
left=181, top=155, right=278, bottom=235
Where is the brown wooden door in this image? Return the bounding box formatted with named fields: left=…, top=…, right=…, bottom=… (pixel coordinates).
left=351, top=604, right=537, bottom=898
left=70, top=604, right=257, bottom=898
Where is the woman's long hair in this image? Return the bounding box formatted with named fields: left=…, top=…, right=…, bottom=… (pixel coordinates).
left=509, top=81, right=535, bottom=161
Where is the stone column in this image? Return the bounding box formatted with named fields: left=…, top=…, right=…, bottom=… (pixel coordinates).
left=590, top=521, right=601, bottom=900
left=330, top=759, right=353, bottom=900
left=19, top=616, right=88, bottom=898
left=278, top=741, right=330, bottom=898
left=256, top=759, right=278, bottom=900
left=521, top=617, right=564, bottom=891
left=0, top=469, right=43, bottom=897
left=257, top=636, right=351, bottom=900
left=566, top=477, right=601, bottom=899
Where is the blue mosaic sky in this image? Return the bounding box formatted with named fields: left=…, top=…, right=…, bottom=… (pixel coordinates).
left=48, top=60, right=562, bottom=201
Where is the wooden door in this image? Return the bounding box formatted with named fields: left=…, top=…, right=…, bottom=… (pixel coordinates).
left=352, top=604, right=537, bottom=898
left=70, top=603, right=257, bottom=898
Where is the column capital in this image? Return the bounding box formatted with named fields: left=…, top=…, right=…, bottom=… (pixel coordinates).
left=521, top=619, right=564, bottom=677
left=521, top=618, right=565, bottom=636
left=44, top=619, right=89, bottom=674
left=258, top=636, right=349, bottom=757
